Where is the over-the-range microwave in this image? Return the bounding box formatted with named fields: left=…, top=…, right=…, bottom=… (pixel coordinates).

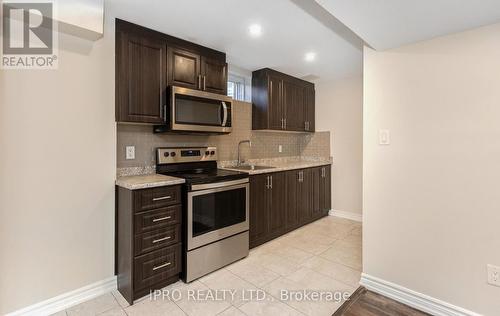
left=154, top=86, right=233, bottom=134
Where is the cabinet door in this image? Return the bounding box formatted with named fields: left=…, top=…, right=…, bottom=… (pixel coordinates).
left=167, top=47, right=201, bottom=90
left=201, top=57, right=227, bottom=95
left=286, top=170, right=300, bottom=229
left=304, top=85, right=315, bottom=132
left=320, top=166, right=331, bottom=212
left=268, top=75, right=284, bottom=130
left=311, top=167, right=322, bottom=218
left=268, top=172, right=287, bottom=234
left=116, top=31, right=167, bottom=123
left=298, top=169, right=312, bottom=223
left=282, top=80, right=306, bottom=131
left=249, top=174, right=269, bottom=246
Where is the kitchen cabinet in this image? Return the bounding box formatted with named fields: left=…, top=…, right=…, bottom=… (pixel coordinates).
left=116, top=185, right=183, bottom=304
left=249, top=172, right=287, bottom=248
left=249, top=165, right=331, bottom=248
left=167, top=48, right=228, bottom=94
left=252, top=68, right=315, bottom=132
left=249, top=174, right=269, bottom=244
left=167, top=46, right=201, bottom=90
left=115, top=27, right=167, bottom=123
left=116, top=19, right=227, bottom=124
left=320, top=165, right=331, bottom=212
left=201, top=56, right=227, bottom=95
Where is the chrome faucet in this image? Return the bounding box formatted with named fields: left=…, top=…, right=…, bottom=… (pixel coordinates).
left=237, top=140, right=252, bottom=166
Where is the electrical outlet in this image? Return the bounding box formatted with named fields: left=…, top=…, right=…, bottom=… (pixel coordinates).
left=278, top=145, right=283, bottom=153
left=487, top=264, right=500, bottom=287
left=379, top=129, right=391, bottom=145
left=126, top=146, right=135, bottom=160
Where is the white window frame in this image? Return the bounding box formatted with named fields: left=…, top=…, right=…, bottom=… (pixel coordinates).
left=227, top=73, right=246, bottom=101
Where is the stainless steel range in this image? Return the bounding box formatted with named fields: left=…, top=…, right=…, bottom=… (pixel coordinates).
left=156, top=147, right=249, bottom=282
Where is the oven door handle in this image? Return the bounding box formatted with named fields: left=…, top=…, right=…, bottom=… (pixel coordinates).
left=190, top=178, right=248, bottom=191
left=221, top=101, right=228, bottom=127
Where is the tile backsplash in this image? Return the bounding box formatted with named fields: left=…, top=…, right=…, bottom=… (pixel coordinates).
left=117, top=101, right=330, bottom=169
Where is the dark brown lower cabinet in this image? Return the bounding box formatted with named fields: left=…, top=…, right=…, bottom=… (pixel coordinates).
left=249, top=173, right=287, bottom=248
left=250, top=165, right=331, bottom=248
left=116, top=185, right=183, bottom=304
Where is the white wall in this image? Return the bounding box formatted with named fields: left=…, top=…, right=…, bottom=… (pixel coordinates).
left=363, top=23, right=500, bottom=315
left=316, top=76, right=363, bottom=216
left=0, top=16, right=115, bottom=316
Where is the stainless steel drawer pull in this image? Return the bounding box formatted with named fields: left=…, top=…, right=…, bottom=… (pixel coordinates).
left=152, top=262, right=171, bottom=271
left=152, top=236, right=171, bottom=243
left=152, top=196, right=171, bottom=201
left=152, top=216, right=172, bottom=223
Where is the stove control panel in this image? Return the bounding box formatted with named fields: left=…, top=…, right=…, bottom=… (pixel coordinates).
left=157, top=147, right=218, bottom=164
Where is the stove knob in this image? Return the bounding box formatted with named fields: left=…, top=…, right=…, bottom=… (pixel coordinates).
left=170, top=152, right=176, bottom=157
left=163, top=152, right=169, bottom=157
left=205, top=151, right=210, bottom=156
left=210, top=151, right=215, bottom=156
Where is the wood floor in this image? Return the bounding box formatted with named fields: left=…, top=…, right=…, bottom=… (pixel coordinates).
left=334, top=287, right=430, bottom=316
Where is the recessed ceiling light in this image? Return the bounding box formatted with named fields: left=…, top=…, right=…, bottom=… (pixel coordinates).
left=248, top=24, right=262, bottom=37
left=305, top=52, right=316, bottom=62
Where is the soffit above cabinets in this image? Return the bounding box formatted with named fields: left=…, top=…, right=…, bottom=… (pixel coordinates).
left=57, top=0, right=104, bottom=40
left=5, top=0, right=104, bottom=40
left=315, top=0, right=500, bottom=50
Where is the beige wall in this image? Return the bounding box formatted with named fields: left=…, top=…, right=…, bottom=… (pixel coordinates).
left=363, top=23, right=500, bottom=315
left=0, top=20, right=115, bottom=316
left=316, top=76, right=363, bottom=215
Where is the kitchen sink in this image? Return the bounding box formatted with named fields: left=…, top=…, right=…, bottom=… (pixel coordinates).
left=230, top=165, right=275, bottom=171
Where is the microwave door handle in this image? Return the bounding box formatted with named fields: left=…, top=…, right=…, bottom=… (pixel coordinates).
left=221, top=101, right=228, bottom=127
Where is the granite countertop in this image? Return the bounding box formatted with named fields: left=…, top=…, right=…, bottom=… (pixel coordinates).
left=115, top=174, right=185, bottom=190
left=219, top=157, right=333, bottom=175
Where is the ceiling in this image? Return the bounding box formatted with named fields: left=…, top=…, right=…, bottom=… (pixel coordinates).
left=316, top=0, right=500, bottom=50
left=107, top=0, right=500, bottom=81
left=107, top=0, right=363, bottom=82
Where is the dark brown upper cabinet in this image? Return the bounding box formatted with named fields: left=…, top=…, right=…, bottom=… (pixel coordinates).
left=167, top=47, right=201, bottom=90
left=252, top=68, right=315, bottom=132
left=115, top=27, right=167, bottom=123
left=116, top=19, right=227, bottom=124
left=201, top=56, right=228, bottom=95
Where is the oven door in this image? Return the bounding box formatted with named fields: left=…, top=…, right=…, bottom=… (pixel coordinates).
left=187, top=179, right=249, bottom=251
left=171, top=86, right=233, bottom=133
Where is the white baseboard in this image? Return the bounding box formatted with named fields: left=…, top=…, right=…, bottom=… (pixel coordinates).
left=360, top=274, right=482, bottom=316
left=329, top=209, right=362, bottom=222
left=6, top=276, right=117, bottom=316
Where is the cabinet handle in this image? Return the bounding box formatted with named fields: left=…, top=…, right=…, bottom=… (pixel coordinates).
left=266, top=176, right=270, bottom=189
left=270, top=175, right=273, bottom=189
left=152, top=196, right=171, bottom=201
left=198, top=75, right=202, bottom=89
left=152, top=236, right=171, bottom=244
left=152, top=216, right=171, bottom=223
left=203, top=75, right=206, bottom=90
left=281, top=118, right=284, bottom=129
left=152, top=262, right=171, bottom=271
left=284, top=118, right=287, bottom=129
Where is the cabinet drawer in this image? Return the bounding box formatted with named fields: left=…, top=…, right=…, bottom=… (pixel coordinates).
left=134, top=225, right=180, bottom=256
left=134, top=205, right=181, bottom=234
left=134, top=185, right=181, bottom=212
left=134, top=244, right=181, bottom=291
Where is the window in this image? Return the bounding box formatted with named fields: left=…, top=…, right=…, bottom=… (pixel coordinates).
left=227, top=74, right=246, bottom=101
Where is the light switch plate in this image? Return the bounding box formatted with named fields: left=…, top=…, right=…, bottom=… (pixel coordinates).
left=126, top=146, right=135, bottom=160
left=379, top=129, right=391, bottom=145
left=278, top=145, right=283, bottom=153
left=487, top=264, right=500, bottom=287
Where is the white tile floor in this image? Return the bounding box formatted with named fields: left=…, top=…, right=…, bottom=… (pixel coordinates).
left=54, top=216, right=362, bottom=316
